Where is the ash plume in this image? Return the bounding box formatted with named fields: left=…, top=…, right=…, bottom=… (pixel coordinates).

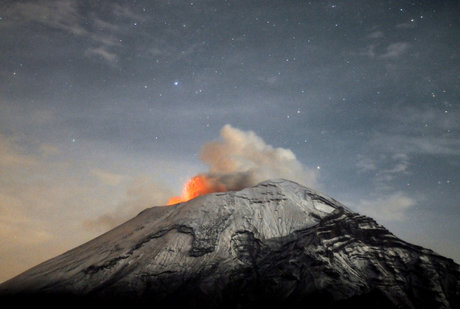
left=88, top=125, right=319, bottom=228
left=195, top=124, right=319, bottom=192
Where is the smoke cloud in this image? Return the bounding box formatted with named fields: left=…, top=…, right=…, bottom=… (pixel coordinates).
left=89, top=124, right=319, bottom=228
left=195, top=124, right=319, bottom=192
left=84, top=178, right=172, bottom=232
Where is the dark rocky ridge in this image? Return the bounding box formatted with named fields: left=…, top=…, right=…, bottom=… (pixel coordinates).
left=0, top=179, right=458, bottom=308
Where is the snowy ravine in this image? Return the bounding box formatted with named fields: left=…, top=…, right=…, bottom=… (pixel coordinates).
left=1, top=179, right=459, bottom=308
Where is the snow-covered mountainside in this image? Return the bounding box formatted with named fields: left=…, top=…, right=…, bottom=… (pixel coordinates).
left=1, top=179, right=459, bottom=308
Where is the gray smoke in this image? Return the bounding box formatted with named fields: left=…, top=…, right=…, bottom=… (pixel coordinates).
left=197, top=124, right=319, bottom=191
left=85, top=125, right=319, bottom=231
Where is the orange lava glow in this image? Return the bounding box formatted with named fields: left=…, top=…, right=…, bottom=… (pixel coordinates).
left=167, top=175, right=223, bottom=205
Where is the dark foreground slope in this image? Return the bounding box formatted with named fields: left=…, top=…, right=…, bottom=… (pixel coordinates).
left=1, top=179, right=458, bottom=308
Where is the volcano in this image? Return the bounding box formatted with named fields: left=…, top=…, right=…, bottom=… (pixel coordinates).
left=1, top=179, right=459, bottom=308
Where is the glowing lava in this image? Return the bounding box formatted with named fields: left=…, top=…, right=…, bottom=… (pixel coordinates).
left=167, top=175, right=224, bottom=205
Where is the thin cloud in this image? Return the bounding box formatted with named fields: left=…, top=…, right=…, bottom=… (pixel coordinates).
left=356, top=153, right=410, bottom=181
left=39, top=144, right=61, bottom=157
left=85, top=46, right=118, bottom=64
left=356, top=155, right=377, bottom=172
left=2, top=0, right=141, bottom=64
left=368, top=105, right=460, bottom=156
left=374, top=153, right=410, bottom=183
left=91, top=168, right=125, bottom=186
left=380, top=42, right=410, bottom=59
left=367, top=31, right=384, bottom=39
left=373, top=133, right=460, bottom=156
left=352, top=192, right=416, bottom=222
left=84, top=177, right=172, bottom=232
left=0, top=134, right=37, bottom=167
left=3, top=0, right=86, bottom=35
left=396, top=22, right=417, bottom=29
left=360, top=42, right=410, bottom=59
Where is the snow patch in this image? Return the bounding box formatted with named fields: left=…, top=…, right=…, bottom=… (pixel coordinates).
left=313, top=201, right=335, bottom=213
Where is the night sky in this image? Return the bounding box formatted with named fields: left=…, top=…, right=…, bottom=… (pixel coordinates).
left=0, top=0, right=459, bottom=283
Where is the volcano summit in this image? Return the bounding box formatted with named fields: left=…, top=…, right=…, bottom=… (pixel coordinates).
left=1, top=179, right=458, bottom=308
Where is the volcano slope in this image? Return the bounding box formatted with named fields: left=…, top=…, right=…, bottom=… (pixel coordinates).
left=0, top=179, right=458, bottom=308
